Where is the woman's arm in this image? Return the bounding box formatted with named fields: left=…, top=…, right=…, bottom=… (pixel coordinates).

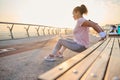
left=82, top=20, right=103, bottom=33
left=82, top=20, right=106, bottom=40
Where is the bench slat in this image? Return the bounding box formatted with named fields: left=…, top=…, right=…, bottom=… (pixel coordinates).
left=56, top=38, right=110, bottom=80
left=104, top=38, right=120, bottom=80
left=118, top=38, right=120, bottom=44
left=38, top=40, right=105, bottom=80
left=80, top=38, right=114, bottom=80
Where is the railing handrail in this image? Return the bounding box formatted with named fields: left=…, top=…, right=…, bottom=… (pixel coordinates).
left=0, top=22, right=55, bottom=28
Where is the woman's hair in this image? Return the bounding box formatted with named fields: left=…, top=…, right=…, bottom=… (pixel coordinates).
left=73, top=4, right=88, bottom=15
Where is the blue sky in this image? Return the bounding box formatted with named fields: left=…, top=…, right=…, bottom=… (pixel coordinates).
left=0, top=0, right=120, bottom=28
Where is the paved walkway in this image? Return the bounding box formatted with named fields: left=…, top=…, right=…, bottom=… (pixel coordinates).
left=0, top=35, right=56, bottom=47
left=0, top=34, right=100, bottom=80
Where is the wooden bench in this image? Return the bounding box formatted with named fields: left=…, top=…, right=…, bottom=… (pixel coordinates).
left=38, top=37, right=120, bottom=80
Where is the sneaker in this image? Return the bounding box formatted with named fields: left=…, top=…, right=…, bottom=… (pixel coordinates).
left=55, top=52, right=63, bottom=58
left=44, top=54, right=56, bottom=62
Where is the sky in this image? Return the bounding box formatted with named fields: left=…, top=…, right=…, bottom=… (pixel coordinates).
left=0, top=0, right=120, bottom=28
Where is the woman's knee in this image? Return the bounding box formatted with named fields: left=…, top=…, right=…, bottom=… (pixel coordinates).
left=58, top=38, right=68, bottom=46
left=58, top=39, right=64, bottom=43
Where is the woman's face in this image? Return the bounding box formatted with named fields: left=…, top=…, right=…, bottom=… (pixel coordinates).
left=73, top=11, right=80, bottom=20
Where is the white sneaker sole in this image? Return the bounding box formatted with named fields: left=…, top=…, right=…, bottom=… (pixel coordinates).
left=55, top=54, right=63, bottom=58
left=44, top=57, right=56, bottom=62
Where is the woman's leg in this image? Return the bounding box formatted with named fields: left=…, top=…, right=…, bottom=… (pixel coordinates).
left=58, top=38, right=77, bottom=54
left=52, top=38, right=86, bottom=55
left=45, top=38, right=86, bottom=61
left=59, top=46, right=66, bottom=54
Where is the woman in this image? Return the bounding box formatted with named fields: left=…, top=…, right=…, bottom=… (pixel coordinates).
left=45, top=4, right=106, bottom=61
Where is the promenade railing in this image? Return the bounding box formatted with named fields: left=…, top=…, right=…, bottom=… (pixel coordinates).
left=0, top=22, right=72, bottom=40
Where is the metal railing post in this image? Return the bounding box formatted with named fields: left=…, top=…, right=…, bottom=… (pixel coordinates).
left=52, top=28, right=54, bottom=35
left=7, top=24, right=14, bottom=39
left=48, top=27, right=50, bottom=35
left=65, top=28, right=67, bottom=35
left=54, top=28, right=56, bottom=35
left=43, top=27, right=45, bottom=36
left=35, top=26, right=40, bottom=36
left=24, top=25, right=30, bottom=37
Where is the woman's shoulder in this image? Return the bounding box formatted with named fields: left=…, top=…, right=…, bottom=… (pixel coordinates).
left=77, top=17, right=86, bottom=24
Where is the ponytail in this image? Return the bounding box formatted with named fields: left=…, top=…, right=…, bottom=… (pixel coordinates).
left=73, top=4, right=88, bottom=15
left=80, top=4, right=88, bottom=15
